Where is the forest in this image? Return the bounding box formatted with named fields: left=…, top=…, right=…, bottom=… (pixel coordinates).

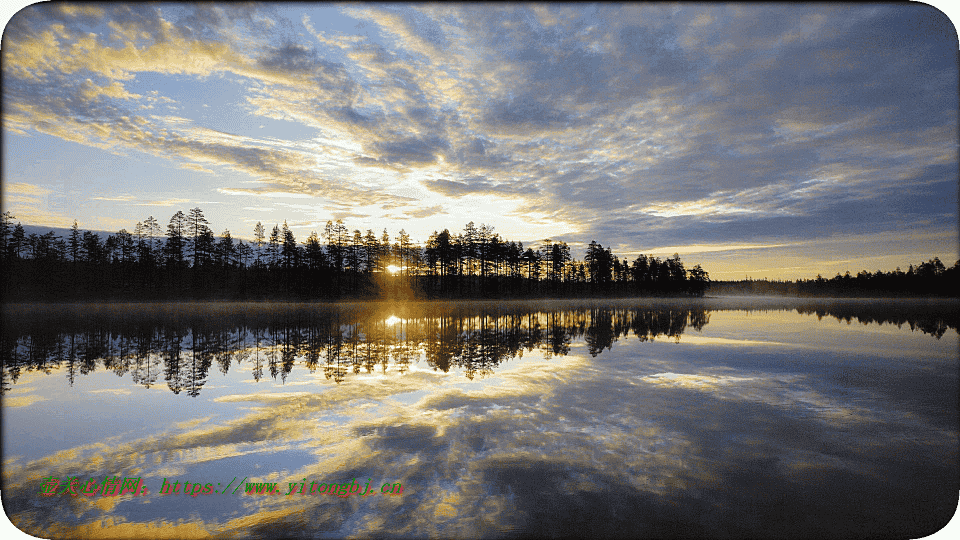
left=710, top=259, right=960, bottom=298
left=0, top=209, right=709, bottom=301
left=4, top=209, right=955, bottom=301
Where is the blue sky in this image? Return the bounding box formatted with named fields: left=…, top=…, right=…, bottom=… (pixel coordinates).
left=2, top=2, right=957, bottom=279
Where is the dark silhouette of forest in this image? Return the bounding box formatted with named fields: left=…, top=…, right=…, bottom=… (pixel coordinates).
left=0, top=209, right=709, bottom=301
left=3, top=300, right=954, bottom=397
left=709, top=259, right=960, bottom=298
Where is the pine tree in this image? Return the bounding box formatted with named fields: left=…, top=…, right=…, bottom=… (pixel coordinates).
left=268, top=225, right=280, bottom=267
left=364, top=229, right=379, bottom=273
left=254, top=222, right=265, bottom=266
left=397, top=229, right=411, bottom=276
left=323, top=220, right=348, bottom=272
left=144, top=216, right=161, bottom=259
left=0, top=211, right=13, bottom=262
left=216, top=229, right=236, bottom=267
left=305, top=231, right=325, bottom=270
left=186, top=207, right=211, bottom=267
left=116, top=229, right=134, bottom=264
left=68, top=220, right=82, bottom=262
left=380, top=229, right=391, bottom=270
left=165, top=211, right=188, bottom=267
left=348, top=229, right=364, bottom=272
left=281, top=221, right=297, bottom=268
left=10, top=223, right=24, bottom=259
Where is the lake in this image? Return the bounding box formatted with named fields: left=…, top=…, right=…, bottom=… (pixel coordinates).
left=2, top=298, right=957, bottom=538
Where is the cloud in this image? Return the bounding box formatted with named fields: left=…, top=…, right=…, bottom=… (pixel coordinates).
left=484, top=96, right=574, bottom=132
left=1, top=183, right=76, bottom=227
left=4, top=182, right=53, bottom=198
left=133, top=198, right=193, bottom=207
left=89, top=195, right=137, bottom=201
left=218, top=188, right=311, bottom=199
left=421, top=177, right=536, bottom=199
left=404, top=205, right=444, bottom=219
left=371, top=136, right=450, bottom=167
left=2, top=3, right=955, bottom=264
left=639, top=243, right=794, bottom=256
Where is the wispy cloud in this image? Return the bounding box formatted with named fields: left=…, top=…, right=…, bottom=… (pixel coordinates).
left=640, top=243, right=795, bottom=256
left=2, top=3, right=956, bottom=272
left=133, top=198, right=193, bottom=207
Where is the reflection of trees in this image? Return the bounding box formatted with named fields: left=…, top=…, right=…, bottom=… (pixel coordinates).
left=277, top=320, right=299, bottom=383
left=795, top=302, right=959, bottom=340
left=585, top=308, right=613, bottom=357
left=188, top=324, right=214, bottom=397
left=545, top=311, right=573, bottom=358
left=162, top=326, right=185, bottom=395
left=392, top=318, right=416, bottom=375
left=324, top=317, right=347, bottom=384
left=131, top=325, right=160, bottom=388
left=4, top=301, right=951, bottom=396
left=251, top=326, right=264, bottom=382
left=424, top=315, right=458, bottom=372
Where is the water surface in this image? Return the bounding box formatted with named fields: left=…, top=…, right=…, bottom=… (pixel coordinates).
left=2, top=299, right=957, bottom=538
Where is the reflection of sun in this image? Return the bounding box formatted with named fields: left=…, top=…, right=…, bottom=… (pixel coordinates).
left=385, top=315, right=401, bottom=326
left=387, top=265, right=401, bottom=274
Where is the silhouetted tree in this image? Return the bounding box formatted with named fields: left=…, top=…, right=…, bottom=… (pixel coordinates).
left=0, top=212, right=14, bottom=263
left=688, top=264, right=710, bottom=296
left=68, top=220, right=81, bottom=262
left=9, top=222, right=25, bottom=260
left=187, top=207, right=211, bottom=268
left=281, top=222, right=298, bottom=269
left=364, top=229, right=379, bottom=274
left=165, top=211, right=187, bottom=268
left=267, top=224, right=280, bottom=268
left=253, top=221, right=265, bottom=266
left=324, top=219, right=348, bottom=272
left=216, top=229, right=236, bottom=267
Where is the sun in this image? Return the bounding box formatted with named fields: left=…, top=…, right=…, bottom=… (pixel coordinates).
left=387, top=265, right=401, bottom=274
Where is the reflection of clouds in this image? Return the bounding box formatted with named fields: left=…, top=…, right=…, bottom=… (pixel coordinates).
left=87, top=388, right=133, bottom=395
left=641, top=371, right=872, bottom=425
left=6, top=351, right=692, bottom=536
left=637, top=363, right=957, bottom=486
left=4, top=307, right=957, bottom=537
left=2, top=392, right=47, bottom=408
left=678, top=335, right=784, bottom=346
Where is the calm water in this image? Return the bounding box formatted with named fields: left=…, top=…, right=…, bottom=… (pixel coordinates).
left=2, top=299, right=957, bottom=538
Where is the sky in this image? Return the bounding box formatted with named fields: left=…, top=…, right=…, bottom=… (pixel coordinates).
left=2, top=2, right=958, bottom=280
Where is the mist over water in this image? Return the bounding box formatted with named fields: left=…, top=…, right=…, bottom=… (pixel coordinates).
left=2, top=299, right=957, bottom=538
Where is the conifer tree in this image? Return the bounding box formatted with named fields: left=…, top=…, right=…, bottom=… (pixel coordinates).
left=165, top=211, right=188, bottom=267
left=68, top=220, right=82, bottom=262
left=268, top=224, right=280, bottom=267
left=187, top=207, right=211, bottom=267
left=254, top=222, right=265, bottom=266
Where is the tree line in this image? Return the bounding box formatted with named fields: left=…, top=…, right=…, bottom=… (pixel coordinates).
left=709, top=258, right=960, bottom=297
left=0, top=209, right=710, bottom=301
